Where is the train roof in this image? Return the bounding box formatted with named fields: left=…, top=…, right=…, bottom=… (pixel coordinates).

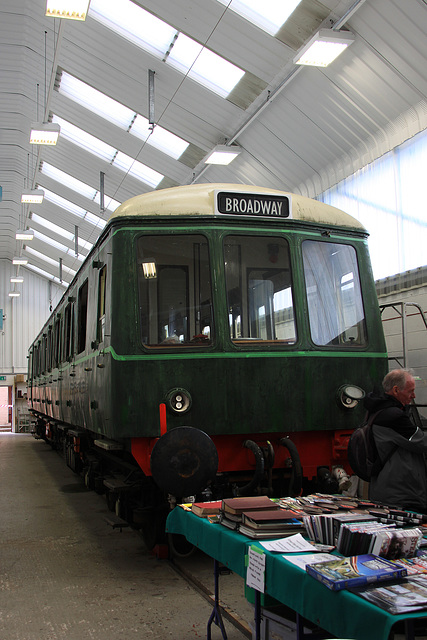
left=110, top=184, right=367, bottom=232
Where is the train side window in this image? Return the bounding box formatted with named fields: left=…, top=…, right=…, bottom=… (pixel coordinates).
left=224, top=236, right=296, bottom=345
left=63, top=301, right=75, bottom=361
left=137, top=235, right=213, bottom=347
left=97, top=266, right=107, bottom=343
left=77, top=279, right=89, bottom=354
left=302, top=240, right=367, bottom=347
left=53, top=316, right=61, bottom=367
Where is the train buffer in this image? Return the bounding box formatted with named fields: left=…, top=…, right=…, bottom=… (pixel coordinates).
left=104, top=514, right=130, bottom=532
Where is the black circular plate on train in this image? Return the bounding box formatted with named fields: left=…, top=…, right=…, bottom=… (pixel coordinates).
left=150, top=426, right=218, bottom=497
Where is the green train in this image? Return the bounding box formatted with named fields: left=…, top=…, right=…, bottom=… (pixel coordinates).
left=28, top=183, right=388, bottom=544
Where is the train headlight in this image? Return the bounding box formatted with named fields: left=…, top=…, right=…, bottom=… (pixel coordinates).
left=165, top=388, right=192, bottom=414
left=337, top=384, right=365, bottom=409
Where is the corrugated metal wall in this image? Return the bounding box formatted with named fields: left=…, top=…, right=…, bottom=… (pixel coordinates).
left=0, top=260, right=65, bottom=373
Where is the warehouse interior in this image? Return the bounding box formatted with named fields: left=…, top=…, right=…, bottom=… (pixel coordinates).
left=2, top=3, right=427, bottom=639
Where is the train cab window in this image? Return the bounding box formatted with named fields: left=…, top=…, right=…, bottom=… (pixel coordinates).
left=97, top=266, right=107, bottom=344
left=77, top=280, right=89, bottom=354
left=224, top=236, right=296, bottom=345
left=137, top=235, right=213, bottom=347
left=302, top=240, right=367, bottom=347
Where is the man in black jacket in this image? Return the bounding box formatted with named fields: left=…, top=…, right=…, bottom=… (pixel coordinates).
left=364, top=368, right=427, bottom=513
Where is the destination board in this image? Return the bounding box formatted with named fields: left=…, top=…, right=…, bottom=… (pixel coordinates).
left=215, top=190, right=291, bottom=219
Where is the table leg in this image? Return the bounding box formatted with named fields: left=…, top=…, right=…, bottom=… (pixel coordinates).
left=404, top=619, right=415, bottom=640
left=207, top=559, right=228, bottom=640
left=254, top=589, right=261, bottom=640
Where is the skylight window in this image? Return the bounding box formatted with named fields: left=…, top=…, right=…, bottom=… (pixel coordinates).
left=89, top=0, right=245, bottom=98
left=114, top=151, right=163, bottom=188
left=42, top=187, right=107, bottom=228
left=59, top=72, right=134, bottom=130
left=24, top=246, right=77, bottom=275
left=51, top=115, right=164, bottom=188
left=32, top=229, right=85, bottom=261
left=168, top=33, right=244, bottom=98
left=52, top=115, right=116, bottom=162
left=217, top=0, right=302, bottom=36
left=89, top=0, right=177, bottom=58
left=25, top=263, right=69, bottom=287
left=41, top=162, right=120, bottom=211
left=41, top=162, right=98, bottom=200
left=131, top=115, right=189, bottom=160
left=58, top=72, right=189, bottom=160
left=30, top=214, right=93, bottom=252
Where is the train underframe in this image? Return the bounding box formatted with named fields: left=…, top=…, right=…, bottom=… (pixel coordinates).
left=32, top=414, right=352, bottom=550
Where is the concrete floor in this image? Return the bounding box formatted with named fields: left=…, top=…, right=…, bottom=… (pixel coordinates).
left=0, top=434, right=252, bottom=640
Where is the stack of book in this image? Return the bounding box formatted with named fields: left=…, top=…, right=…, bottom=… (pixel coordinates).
left=303, top=512, right=377, bottom=546
left=337, top=523, right=422, bottom=558
left=219, top=496, right=304, bottom=539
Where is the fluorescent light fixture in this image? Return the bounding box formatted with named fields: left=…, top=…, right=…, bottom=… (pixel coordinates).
left=30, top=122, right=60, bottom=145
left=204, top=145, right=242, bottom=165
left=13, top=257, right=28, bottom=265
left=15, top=230, right=34, bottom=241
left=294, top=29, right=355, bottom=67
left=8, top=291, right=20, bottom=298
left=89, top=0, right=244, bottom=98
left=217, top=0, right=302, bottom=36
left=46, top=0, right=90, bottom=21
left=10, top=277, right=24, bottom=283
left=21, top=189, right=44, bottom=204
left=142, top=259, right=157, bottom=279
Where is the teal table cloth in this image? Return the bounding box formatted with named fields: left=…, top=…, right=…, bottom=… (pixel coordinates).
left=166, top=507, right=427, bottom=640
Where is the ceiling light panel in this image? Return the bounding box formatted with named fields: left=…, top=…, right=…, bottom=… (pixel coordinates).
left=217, top=0, right=302, bottom=36
left=89, top=0, right=244, bottom=98
left=46, top=0, right=90, bottom=21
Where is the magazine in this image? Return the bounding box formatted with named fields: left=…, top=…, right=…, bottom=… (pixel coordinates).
left=351, top=574, right=427, bottom=614
left=306, top=554, right=407, bottom=591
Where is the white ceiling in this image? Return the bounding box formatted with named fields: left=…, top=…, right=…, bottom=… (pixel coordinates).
left=2, top=0, right=427, bottom=285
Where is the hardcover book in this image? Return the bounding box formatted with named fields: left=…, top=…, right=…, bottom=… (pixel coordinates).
left=221, top=496, right=278, bottom=515
left=306, top=554, right=407, bottom=591
left=191, top=500, right=222, bottom=517
left=241, top=509, right=302, bottom=529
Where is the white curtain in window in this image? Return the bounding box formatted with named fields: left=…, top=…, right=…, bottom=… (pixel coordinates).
left=319, top=129, right=427, bottom=280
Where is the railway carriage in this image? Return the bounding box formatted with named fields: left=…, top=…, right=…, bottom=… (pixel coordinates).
left=28, top=183, right=388, bottom=544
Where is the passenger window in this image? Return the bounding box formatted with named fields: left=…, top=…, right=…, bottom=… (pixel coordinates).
left=63, top=301, right=75, bottom=361
left=302, top=240, right=367, bottom=347
left=97, top=266, right=107, bottom=344
left=224, top=236, right=296, bottom=345
left=77, top=280, right=88, bottom=354
left=137, top=235, right=213, bottom=347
